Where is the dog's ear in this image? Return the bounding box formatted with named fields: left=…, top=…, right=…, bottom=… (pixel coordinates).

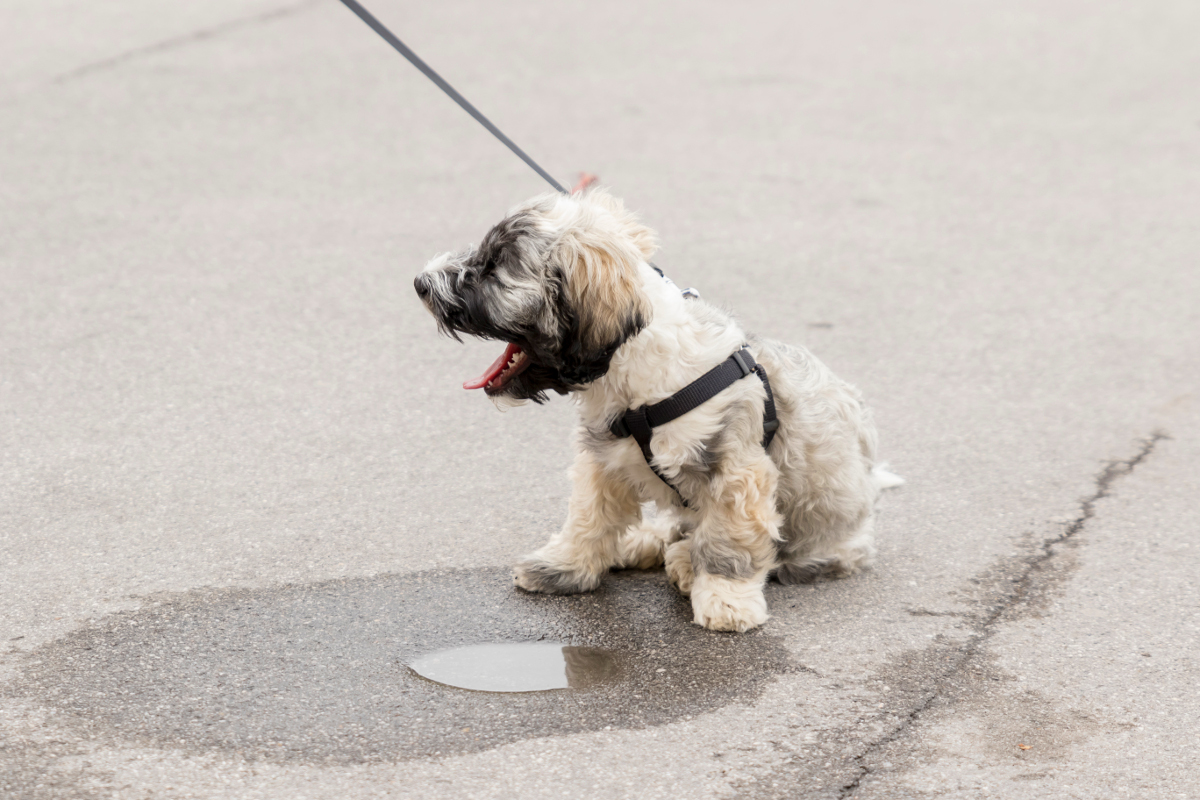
left=554, top=192, right=654, bottom=355
left=575, top=188, right=658, bottom=261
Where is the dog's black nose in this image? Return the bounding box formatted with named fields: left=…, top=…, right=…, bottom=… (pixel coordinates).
left=414, top=274, right=431, bottom=300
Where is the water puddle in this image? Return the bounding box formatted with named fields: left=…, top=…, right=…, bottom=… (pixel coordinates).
left=408, top=643, right=619, bottom=692
left=16, top=568, right=792, bottom=763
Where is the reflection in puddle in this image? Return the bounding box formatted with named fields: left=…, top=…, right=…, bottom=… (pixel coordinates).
left=408, top=643, right=618, bottom=692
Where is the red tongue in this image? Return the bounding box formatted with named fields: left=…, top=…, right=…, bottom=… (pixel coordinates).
left=463, top=342, right=524, bottom=390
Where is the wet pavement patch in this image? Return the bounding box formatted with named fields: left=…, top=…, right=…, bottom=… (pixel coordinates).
left=12, top=568, right=792, bottom=764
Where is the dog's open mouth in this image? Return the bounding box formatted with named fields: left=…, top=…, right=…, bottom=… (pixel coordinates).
left=463, top=342, right=533, bottom=394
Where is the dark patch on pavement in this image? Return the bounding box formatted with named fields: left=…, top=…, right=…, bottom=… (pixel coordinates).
left=841, top=650, right=1117, bottom=800
left=0, top=737, right=114, bottom=800
left=11, top=568, right=792, bottom=765
left=724, top=433, right=1168, bottom=800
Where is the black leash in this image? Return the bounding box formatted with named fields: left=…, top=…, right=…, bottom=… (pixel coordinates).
left=337, top=1, right=684, bottom=286
left=338, top=2, right=778, bottom=505
left=610, top=347, right=779, bottom=506
left=337, top=0, right=567, bottom=194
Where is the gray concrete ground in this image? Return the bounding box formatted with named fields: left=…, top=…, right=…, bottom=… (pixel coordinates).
left=2, top=0, right=1197, bottom=797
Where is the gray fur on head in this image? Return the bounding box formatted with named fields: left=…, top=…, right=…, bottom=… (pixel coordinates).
left=415, top=189, right=654, bottom=403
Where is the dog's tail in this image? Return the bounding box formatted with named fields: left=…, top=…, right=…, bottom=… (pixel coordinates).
left=872, top=463, right=906, bottom=490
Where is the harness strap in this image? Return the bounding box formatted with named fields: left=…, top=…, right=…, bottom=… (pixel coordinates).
left=610, top=347, right=779, bottom=505
left=755, top=363, right=780, bottom=449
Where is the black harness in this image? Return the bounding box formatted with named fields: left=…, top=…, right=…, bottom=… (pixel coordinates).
left=610, top=346, right=779, bottom=506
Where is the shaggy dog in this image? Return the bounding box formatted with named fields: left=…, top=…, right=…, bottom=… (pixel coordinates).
left=414, top=189, right=900, bottom=632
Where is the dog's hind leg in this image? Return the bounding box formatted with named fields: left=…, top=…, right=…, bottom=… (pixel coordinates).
left=687, top=455, right=783, bottom=632
left=817, top=516, right=876, bottom=578
left=513, top=451, right=640, bottom=594
left=776, top=514, right=877, bottom=583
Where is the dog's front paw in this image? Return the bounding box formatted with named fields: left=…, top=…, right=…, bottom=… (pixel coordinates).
left=664, top=539, right=695, bottom=596
left=513, top=556, right=601, bottom=595
left=690, top=572, right=769, bottom=632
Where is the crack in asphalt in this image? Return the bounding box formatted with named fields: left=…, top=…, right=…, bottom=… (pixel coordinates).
left=903, top=608, right=969, bottom=618
left=836, top=431, right=1169, bottom=798
left=51, top=0, right=321, bottom=85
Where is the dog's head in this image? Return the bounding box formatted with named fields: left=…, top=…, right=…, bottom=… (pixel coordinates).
left=414, top=189, right=656, bottom=404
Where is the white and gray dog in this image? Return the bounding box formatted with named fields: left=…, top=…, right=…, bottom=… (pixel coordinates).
left=414, top=188, right=900, bottom=632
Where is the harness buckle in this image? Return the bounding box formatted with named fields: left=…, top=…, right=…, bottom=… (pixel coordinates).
left=731, top=348, right=754, bottom=378
left=609, top=416, right=631, bottom=439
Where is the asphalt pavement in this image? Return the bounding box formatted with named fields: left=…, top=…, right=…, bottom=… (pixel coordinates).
left=2, top=1, right=1198, bottom=798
